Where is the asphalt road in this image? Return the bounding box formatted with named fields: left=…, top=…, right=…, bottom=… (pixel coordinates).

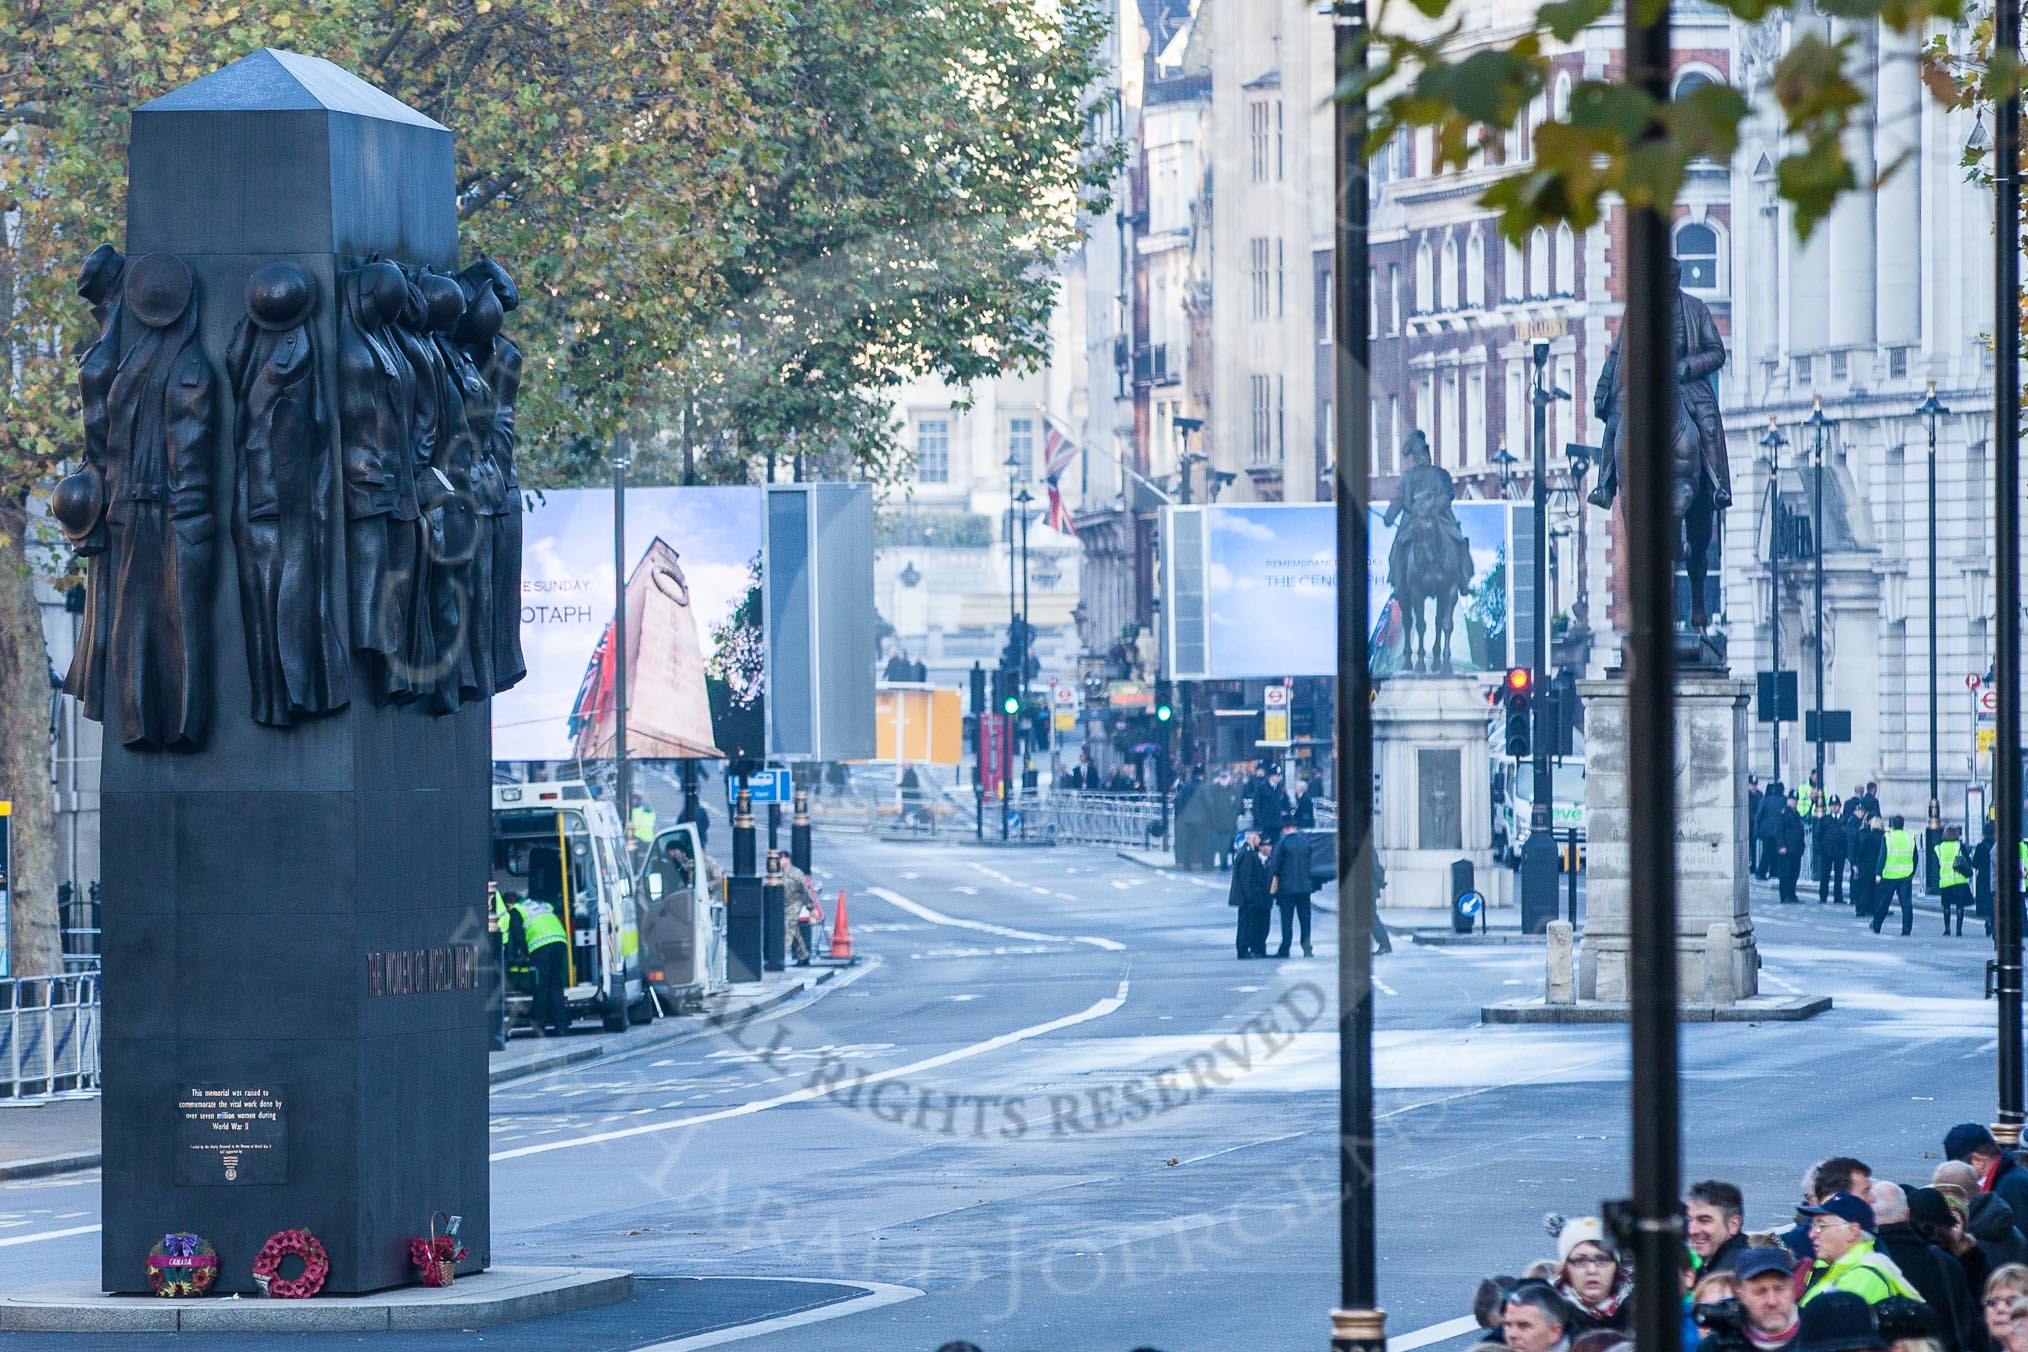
left=0, top=837, right=2008, bottom=1350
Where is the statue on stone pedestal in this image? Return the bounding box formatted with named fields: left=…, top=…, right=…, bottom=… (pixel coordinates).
left=457, top=256, right=527, bottom=694
left=1587, top=259, right=1733, bottom=636
left=1384, top=429, right=1474, bottom=674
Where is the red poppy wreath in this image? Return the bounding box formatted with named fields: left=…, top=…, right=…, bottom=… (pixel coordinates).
left=252, top=1229, right=329, bottom=1299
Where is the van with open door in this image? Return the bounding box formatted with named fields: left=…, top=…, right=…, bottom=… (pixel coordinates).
left=634, top=822, right=727, bottom=1011
left=490, top=781, right=649, bottom=1032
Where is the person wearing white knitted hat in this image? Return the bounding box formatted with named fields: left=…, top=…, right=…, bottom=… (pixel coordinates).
left=1549, top=1214, right=1633, bottom=1334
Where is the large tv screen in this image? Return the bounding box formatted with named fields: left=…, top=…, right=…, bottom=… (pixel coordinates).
left=1163, top=502, right=1520, bottom=680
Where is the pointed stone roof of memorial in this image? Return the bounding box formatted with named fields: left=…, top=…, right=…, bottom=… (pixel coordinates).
left=137, top=48, right=445, bottom=130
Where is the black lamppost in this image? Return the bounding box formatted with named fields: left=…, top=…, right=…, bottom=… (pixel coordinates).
left=1329, top=1, right=1380, bottom=1347
left=1177, top=419, right=1207, bottom=773
left=1918, top=381, right=1950, bottom=889
left=1994, top=0, right=2025, bottom=1146
left=1521, top=342, right=1569, bottom=928
left=1620, top=3, right=1682, bottom=1348
left=611, top=434, right=633, bottom=819
left=1760, top=417, right=1788, bottom=783
left=1002, top=452, right=1020, bottom=841
left=1805, top=396, right=1832, bottom=904
left=1016, top=486, right=1036, bottom=808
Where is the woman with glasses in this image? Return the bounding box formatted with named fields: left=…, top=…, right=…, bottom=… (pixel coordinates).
left=1983, top=1266, right=2028, bottom=1350
left=1549, top=1215, right=1633, bottom=1335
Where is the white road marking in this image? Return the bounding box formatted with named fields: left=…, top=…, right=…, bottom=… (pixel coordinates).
left=632, top=1278, right=923, bottom=1349
left=950, top=994, right=981, bottom=1002
left=868, top=886, right=1126, bottom=951
left=952, top=886, right=979, bottom=895
left=1373, top=977, right=1398, bottom=996
left=1175, top=1131, right=1305, bottom=1166
left=0, top=1222, right=100, bottom=1248
left=491, top=975, right=1130, bottom=1161
left=1389, top=1314, right=1484, bottom=1352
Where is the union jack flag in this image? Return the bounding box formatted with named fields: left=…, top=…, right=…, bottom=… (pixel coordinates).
left=1041, top=418, right=1078, bottom=535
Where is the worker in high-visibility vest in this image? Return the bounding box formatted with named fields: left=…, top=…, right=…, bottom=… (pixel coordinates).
left=1872, top=814, right=1920, bottom=938
left=514, top=897, right=570, bottom=1035
left=629, top=795, right=656, bottom=861
left=488, top=883, right=511, bottom=1049
left=1936, top=825, right=1971, bottom=937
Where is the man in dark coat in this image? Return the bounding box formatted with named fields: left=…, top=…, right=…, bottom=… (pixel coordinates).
left=1755, top=779, right=1787, bottom=880
left=1173, top=766, right=1206, bottom=870
left=1776, top=791, right=1807, bottom=904
left=1974, top=819, right=1997, bottom=933
left=1816, top=797, right=1849, bottom=904
left=1748, top=776, right=1765, bottom=877
left=1947, top=1124, right=2028, bottom=1237
left=1253, top=767, right=1288, bottom=838
left=1873, top=1182, right=1979, bottom=1352
left=1228, top=830, right=1273, bottom=959
left=1267, top=820, right=1315, bottom=958
left=1851, top=816, right=1883, bottom=921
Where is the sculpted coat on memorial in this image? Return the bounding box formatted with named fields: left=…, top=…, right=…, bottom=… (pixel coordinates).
left=227, top=261, right=348, bottom=727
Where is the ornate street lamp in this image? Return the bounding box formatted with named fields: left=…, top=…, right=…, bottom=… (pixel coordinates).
left=1918, top=381, right=1950, bottom=889
left=1760, top=417, right=1789, bottom=783
left=1805, top=396, right=1833, bottom=904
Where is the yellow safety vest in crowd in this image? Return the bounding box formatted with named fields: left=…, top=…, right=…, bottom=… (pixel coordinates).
left=1937, top=840, right=1968, bottom=889
left=1797, top=785, right=1816, bottom=816
left=1881, top=829, right=1917, bottom=880
left=515, top=900, right=567, bottom=952
left=490, top=885, right=509, bottom=933
left=631, top=805, right=655, bottom=844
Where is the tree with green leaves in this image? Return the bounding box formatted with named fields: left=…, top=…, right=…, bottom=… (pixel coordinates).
left=0, top=0, right=1115, bottom=972
left=1356, top=0, right=1981, bottom=243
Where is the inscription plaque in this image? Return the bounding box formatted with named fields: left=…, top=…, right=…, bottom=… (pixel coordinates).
left=175, top=1085, right=287, bottom=1186
left=1417, top=748, right=1463, bottom=850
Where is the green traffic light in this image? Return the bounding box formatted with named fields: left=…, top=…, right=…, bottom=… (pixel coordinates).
left=1155, top=705, right=1173, bottom=722
left=1002, top=696, right=1020, bottom=715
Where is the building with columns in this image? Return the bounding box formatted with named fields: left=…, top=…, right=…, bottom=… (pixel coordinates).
left=1718, top=13, right=1996, bottom=823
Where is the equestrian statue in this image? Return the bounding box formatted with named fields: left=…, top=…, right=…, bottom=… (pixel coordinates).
left=1384, top=429, right=1476, bottom=674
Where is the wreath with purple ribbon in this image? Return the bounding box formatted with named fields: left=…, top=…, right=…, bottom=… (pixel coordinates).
left=146, top=1233, right=218, bottom=1298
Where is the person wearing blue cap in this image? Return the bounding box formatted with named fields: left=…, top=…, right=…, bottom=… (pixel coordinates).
left=1800, top=1193, right=1924, bottom=1308
left=1734, top=1247, right=1804, bottom=1352
left=1795, top=1291, right=1888, bottom=1352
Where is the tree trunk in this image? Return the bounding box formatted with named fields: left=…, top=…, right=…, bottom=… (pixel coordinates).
left=0, top=498, right=60, bottom=978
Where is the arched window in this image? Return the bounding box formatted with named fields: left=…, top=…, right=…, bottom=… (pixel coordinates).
left=1466, top=231, right=1486, bottom=308
left=1674, top=219, right=1722, bottom=291
left=1440, top=234, right=1460, bottom=310
left=1674, top=69, right=1717, bottom=101
left=1504, top=236, right=1524, bottom=302
left=1553, top=72, right=1573, bottom=121
left=1554, top=224, right=1575, bottom=296
left=1415, top=240, right=1434, bottom=314
left=1528, top=226, right=1549, bottom=298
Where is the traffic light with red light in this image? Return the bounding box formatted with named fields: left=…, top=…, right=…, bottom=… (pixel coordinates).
left=1503, top=667, right=1532, bottom=757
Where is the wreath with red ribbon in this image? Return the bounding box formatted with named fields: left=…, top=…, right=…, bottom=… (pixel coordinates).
left=252, top=1229, right=328, bottom=1299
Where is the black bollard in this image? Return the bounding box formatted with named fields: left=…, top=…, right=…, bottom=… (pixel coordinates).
left=732, top=778, right=756, bottom=878
left=791, top=788, right=812, bottom=873
left=762, top=849, right=787, bottom=973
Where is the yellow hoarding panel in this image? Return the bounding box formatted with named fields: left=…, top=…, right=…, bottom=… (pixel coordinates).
left=876, top=687, right=963, bottom=765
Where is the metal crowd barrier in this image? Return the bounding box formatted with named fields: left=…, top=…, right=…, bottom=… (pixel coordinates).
left=1028, top=792, right=1171, bottom=848
left=0, top=972, right=101, bottom=1099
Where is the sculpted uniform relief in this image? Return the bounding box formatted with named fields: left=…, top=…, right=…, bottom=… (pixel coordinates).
left=57, top=248, right=528, bottom=748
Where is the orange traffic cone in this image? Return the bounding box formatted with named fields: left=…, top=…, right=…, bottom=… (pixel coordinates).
left=828, top=888, right=854, bottom=961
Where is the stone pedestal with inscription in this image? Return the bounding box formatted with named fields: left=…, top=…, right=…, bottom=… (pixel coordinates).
left=98, top=52, right=491, bottom=1296
left=1374, top=675, right=1507, bottom=909
left=1576, top=674, right=1759, bottom=1002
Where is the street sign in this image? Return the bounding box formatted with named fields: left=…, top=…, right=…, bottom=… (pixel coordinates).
left=1968, top=673, right=1984, bottom=691
left=1052, top=684, right=1077, bottom=709
left=1756, top=671, right=1798, bottom=723
left=1980, top=688, right=2000, bottom=717
left=745, top=769, right=792, bottom=804
left=1109, top=680, right=1153, bottom=710
left=1805, top=710, right=1852, bottom=744
left=1264, top=684, right=1289, bottom=709
left=1979, top=727, right=1999, bottom=753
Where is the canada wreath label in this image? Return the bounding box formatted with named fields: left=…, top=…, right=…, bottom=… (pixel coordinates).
left=251, top=1228, right=328, bottom=1299
left=146, top=1234, right=218, bottom=1298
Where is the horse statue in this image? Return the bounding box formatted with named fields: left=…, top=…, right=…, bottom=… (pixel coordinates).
left=1589, top=261, right=1733, bottom=636
left=1384, top=431, right=1476, bottom=674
